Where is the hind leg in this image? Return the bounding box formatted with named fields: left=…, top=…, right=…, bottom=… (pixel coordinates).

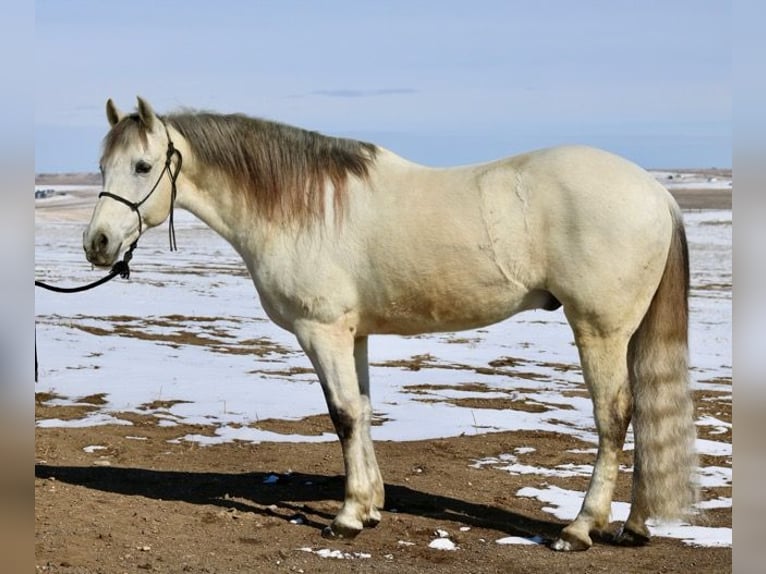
left=552, top=329, right=633, bottom=551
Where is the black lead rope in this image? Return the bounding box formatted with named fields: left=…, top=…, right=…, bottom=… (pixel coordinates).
left=34, top=246, right=135, bottom=382
left=167, top=139, right=182, bottom=252
left=35, top=125, right=182, bottom=381
left=35, top=245, right=135, bottom=294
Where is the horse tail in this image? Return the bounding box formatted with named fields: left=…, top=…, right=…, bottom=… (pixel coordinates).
left=628, top=203, right=698, bottom=521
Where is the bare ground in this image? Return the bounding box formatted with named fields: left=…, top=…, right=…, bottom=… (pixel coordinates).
left=35, top=385, right=731, bottom=574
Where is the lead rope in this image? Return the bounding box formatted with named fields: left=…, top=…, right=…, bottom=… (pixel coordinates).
left=35, top=246, right=135, bottom=294
left=166, top=137, right=182, bottom=252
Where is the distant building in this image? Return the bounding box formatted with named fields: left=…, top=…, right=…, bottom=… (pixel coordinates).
left=35, top=189, right=57, bottom=199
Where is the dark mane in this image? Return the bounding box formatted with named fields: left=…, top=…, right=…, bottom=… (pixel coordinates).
left=102, top=111, right=378, bottom=223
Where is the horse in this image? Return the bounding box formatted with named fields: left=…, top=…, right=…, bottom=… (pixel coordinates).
left=83, top=96, right=698, bottom=551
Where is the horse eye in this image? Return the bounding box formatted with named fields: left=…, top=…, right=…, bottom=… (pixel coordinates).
left=135, top=161, right=152, bottom=174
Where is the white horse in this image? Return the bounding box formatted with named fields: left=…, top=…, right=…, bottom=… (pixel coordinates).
left=84, top=97, right=697, bottom=551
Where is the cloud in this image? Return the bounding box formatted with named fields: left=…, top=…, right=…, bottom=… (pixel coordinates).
left=303, top=88, right=417, bottom=99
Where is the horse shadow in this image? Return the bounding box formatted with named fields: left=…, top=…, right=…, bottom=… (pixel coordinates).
left=35, top=464, right=565, bottom=543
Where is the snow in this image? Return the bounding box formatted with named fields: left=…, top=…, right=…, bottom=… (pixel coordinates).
left=428, top=538, right=458, bottom=551
left=649, top=170, right=733, bottom=191
left=516, top=486, right=732, bottom=548
left=496, top=535, right=545, bottom=546
left=35, top=185, right=101, bottom=193
left=35, top=205, right=731, bottom=549
left=299, top=547, right=371, bottom=559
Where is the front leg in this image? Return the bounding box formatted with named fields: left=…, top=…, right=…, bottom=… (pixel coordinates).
left=295, top=321, right=383, bottom=538
left=353, top=336, right=385, bottom=520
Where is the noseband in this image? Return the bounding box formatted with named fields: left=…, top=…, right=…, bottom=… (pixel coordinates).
left=98, top=122, right=183, bottom=254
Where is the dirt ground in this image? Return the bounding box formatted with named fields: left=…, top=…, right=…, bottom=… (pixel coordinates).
left=35, top=181, right=732, bottom=573
left=35, top=402, right=731, bottom=574
left=667, top=187, right=731, bottom=210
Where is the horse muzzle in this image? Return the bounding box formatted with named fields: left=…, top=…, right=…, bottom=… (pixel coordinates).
left=83, top=228, right=120, bottom=268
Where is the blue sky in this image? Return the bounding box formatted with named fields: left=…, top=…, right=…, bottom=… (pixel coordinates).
left=35, top=0, right=731, bottom=173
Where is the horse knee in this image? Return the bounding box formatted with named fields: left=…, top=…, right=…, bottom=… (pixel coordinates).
left=328, top=405, right=360, bottom=439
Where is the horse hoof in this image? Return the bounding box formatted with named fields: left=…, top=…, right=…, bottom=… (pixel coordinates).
left=550, top=533, right=591, bottom=552
left=613, top=526, right=650, bottom=547
left=322, top=523, right=362, bottom=540
left=363, top=508, right=381, bottom=528
left=363, top=517, right=380, bottom=528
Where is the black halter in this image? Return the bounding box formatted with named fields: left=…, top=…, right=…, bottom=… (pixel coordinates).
left=98, top=122, right=183, bottom=254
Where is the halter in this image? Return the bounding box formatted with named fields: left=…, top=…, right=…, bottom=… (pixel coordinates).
left=98, top=122, right=183, bottom=255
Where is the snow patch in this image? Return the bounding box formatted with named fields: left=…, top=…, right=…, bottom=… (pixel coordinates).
left=428, top=538, right=457, bottom=551
left=299, top=547, right=371, bottom=560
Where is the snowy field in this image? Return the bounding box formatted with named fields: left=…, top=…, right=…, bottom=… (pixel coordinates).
left=34, top=184, right=732, bottom=548
left=650, top=171, right=732, bottom=191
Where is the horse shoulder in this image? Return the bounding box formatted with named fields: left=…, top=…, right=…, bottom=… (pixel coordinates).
left=246, top=230, right=363, bottom=331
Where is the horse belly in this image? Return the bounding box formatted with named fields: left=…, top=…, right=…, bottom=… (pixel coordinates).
left=357, top=274, right=534, bottom=336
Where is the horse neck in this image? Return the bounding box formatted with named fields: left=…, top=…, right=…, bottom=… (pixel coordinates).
left=172, top=145, right=264, bottom=256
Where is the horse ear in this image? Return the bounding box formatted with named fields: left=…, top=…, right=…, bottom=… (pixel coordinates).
left=136, top=96, right=156, bottom=130
left=106, top=98, right=124, bottom=127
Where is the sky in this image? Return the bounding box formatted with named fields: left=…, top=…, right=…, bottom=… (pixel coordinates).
left=35, top=0, right=731, bottom=173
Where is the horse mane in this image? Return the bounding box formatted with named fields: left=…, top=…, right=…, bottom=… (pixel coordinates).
left=102, top=110, right=378, bottom=224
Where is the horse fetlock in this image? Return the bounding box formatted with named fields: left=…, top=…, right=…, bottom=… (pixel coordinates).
left=373, top=488, right=385, bottom=510
left=367, top=475, right=384, bottom=509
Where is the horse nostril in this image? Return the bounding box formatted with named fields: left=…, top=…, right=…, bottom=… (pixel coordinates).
left=97, top=233, right=109, bottom=251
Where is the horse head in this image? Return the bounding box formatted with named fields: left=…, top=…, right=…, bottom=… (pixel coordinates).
left=84, top=96, right=180, bottom=267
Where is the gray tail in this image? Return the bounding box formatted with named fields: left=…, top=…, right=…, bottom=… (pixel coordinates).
left=628, top=205, right=698, bottom=520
